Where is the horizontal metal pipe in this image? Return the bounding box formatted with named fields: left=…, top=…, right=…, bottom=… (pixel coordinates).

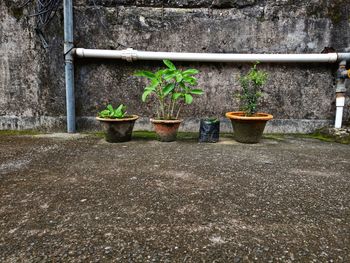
left=75, top=48, right=347, bottom=63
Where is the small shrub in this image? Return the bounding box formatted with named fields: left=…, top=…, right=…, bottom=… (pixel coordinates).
left=237, top=62, right=268, bottom=116
left=98, top=104, right=127, bottom=119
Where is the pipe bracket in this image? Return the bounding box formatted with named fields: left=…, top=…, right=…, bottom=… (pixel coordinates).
left=121, top=48, right=137, bottom=62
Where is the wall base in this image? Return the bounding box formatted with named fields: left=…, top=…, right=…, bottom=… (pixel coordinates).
left=0, top=116, right=332, bottom=134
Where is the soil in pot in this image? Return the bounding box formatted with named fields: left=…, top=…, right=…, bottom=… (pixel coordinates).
left=150, top=119, right=182, bottom=142
left=225, top=112, right=273, bottom=143
left=96, top=115, right=138, bottom=143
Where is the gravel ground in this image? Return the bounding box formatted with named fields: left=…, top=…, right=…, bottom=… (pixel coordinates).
left=0, top=134, right=349, bottom=262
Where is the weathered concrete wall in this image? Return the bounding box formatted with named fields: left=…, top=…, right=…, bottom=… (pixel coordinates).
left=1, top=0, right=350, bottom=132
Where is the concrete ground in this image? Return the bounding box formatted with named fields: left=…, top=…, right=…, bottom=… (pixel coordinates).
left=0, top=133, right=349, bottom=262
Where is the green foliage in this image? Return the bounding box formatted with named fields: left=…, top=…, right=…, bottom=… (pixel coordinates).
left=0, top=130, right=41, bottom=136
left=98, top=104, right=127, bottom=119
left=237, top=62, right=268, bottom=116
left=135, top=60, right=204, bottom=120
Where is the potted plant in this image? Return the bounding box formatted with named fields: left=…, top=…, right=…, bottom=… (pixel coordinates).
left=135, top=60, right=203, bottom=142
left=96, top=104, right=139, bottom=143
left=225, top=62, right=273, bottom=143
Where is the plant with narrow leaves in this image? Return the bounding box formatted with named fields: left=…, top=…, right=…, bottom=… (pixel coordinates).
left=237, top=62, right=268, bottom=116
left=134, top=60, right=204, bottom=120
left=98, top=104, right=128, bottom=119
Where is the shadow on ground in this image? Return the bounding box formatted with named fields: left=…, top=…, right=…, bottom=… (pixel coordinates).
left=0, top=133, right=349, bottom=262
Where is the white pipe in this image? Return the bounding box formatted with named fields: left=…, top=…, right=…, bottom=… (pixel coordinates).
left=75, top=48, right=340, bottom=63
left=335, top=94, right=345, bottom=129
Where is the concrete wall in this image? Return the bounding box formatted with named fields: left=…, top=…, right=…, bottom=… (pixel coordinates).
left=1, top=0, right=350, bottom=132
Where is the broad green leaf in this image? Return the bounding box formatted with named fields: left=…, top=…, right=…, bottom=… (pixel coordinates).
left=112, top=104, right=126, bottom=118
left=142, top=89, right=153, bottom=102
left=162, top=83, right=175, bottom=96
left=184, top=94, right=193, bottom=104
left=107, top=104, right=114, bottom=112
left=190, top=89, right=204, bottom=95
left=183, top=76, right=197, bottom=85
left=99, top=109, right=110, bottom=118
left=172, top=93, right=183, bottom=100
left=175, top=73, right=183, bottom=82
left=147, top=79, right=159, bottom=90
left=163, top=72, right=177, bottom=81
left=163, top=59, right=176, bottom=70
left=116, top=104, right=125, bottom=112
left=100, top=110, right=110, bottom=114
left=183, top=69, right=199, bottom=75
left=134, top=70, right=156, bottom=80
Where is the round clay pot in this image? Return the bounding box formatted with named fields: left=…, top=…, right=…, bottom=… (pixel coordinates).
left=150, top=119, right=183, bottom=142
left=225, top=111, right=273, bottom=143
left=96, top=115, right=139, bottom=143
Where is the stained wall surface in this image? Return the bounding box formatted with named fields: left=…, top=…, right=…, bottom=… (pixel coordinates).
left=1, top=0, right=350, bottom=132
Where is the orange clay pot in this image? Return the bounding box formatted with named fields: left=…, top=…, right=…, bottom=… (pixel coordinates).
left=150, top=119, right=183, bottom=142
left=225, top=111, right=273, bottom=143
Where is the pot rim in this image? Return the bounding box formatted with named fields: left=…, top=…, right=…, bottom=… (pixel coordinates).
left=225, top=111, right=273, bottom=121
left=96, top=115, right=139, bottom=122
left=150, top=118, right=183, bottom=124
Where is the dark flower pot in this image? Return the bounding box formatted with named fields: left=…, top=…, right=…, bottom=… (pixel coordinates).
left=199, top=118, right=220, bottom=143
left=225, top=111, right=273, bottom=143
left=96, top=115, right=139, bottom=143
left=150, top=119, right=183, bottom=142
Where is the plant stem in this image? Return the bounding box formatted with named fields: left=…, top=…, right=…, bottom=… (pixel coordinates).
left=176, top=102, right=183, bottom=120
left=155, top=82, right=165, bottom=119
left=170, top=99, right=176, bottom=119
left=160, top=100, right=165, bottom=119
left=166, top=96, right=171, bottom=119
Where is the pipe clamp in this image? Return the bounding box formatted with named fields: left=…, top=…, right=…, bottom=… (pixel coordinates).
left=121, top=48, right=137, bottom=62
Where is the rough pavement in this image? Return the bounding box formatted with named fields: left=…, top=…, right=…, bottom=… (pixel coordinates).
left=0, top=134, right=349, bottom=262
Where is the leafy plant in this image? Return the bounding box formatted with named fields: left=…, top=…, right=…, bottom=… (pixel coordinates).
left=98, top=104, right=127, bottom=119
left=135, top=60, right=204, bottom=120
left=237, top=62, right=268, bottom=116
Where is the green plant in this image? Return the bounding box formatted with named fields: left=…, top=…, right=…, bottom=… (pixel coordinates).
left=237, top=62, right=268, bottom=116
left=135, top=60, right=204, bottom=120
left=98, top=104, right=127, bottom=119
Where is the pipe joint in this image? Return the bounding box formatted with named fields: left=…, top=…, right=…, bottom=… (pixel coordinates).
left=337, top=53, right=350, bottom=62
left=336, top=80, right=347, bottom=93
left=121, top=48, right=137, bottom=62
left=336, top=93, right=346, bottom=107
left=336, top=61, right=348, bottom=93
left=336, top=67, right=349, bottom=79
left=65, top=57, right=74, bottom=64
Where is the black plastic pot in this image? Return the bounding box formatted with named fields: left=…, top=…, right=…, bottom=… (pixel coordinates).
left=96, top=115, right=139, bottom=143
left=199, top=118, right=220, bottom=143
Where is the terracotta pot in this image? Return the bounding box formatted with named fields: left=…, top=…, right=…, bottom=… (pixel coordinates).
left=225, top=111, right=273, bottom=143
left=96, top=115, right=139, bottom=143
left=150, top=119, right=183, bottom=142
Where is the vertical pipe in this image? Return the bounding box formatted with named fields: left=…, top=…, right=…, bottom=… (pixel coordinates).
left=335, top=93, right=345, bottom=129
left=335, top=61, right=348, bottom=129
left=64, top=0, right=75, bottom=133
